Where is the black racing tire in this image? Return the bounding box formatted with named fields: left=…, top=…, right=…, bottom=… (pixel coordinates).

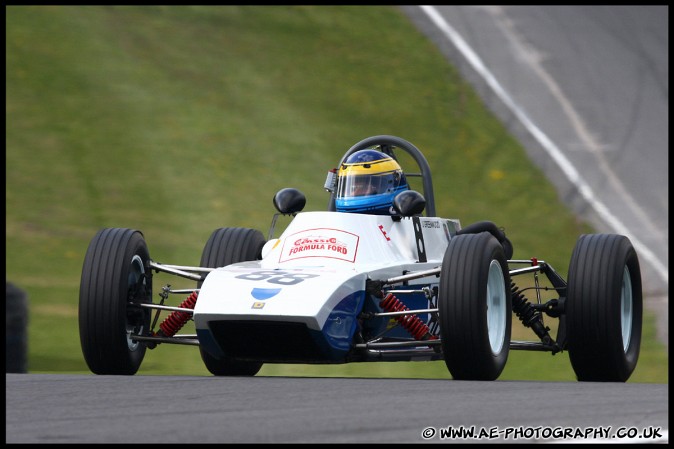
left=79, top=228, right=152, bottom=375
left=198, top=227, right=266, bottom=376
left=439, top=232, right=512, bottom=380
left=200, top=227, right=266, bottom=269
left=566, top=234, right=642, bottom=382
left=6, top=282, right=29, bottom=373
left=198, top=347, right=264, bottom=377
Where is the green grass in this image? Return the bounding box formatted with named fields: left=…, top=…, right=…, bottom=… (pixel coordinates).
left=6, top=5, right=667, bottom=383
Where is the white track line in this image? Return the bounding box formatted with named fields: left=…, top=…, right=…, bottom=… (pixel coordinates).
left=419, top=5, right=667, bottom=286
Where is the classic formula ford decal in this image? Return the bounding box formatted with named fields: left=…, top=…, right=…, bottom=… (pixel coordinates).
left=279, top=228, right=359, bottom=263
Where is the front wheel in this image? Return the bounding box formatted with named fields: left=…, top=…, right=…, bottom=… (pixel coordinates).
left=198, top=227, right=265, bottom=376
left=566, top=234, right=642, bottom=382
left=79, top=228, right=152, bottom=375
left=438, top=232, right=511, bottom=380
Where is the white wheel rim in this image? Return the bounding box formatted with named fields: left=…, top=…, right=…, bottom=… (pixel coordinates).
left=620, top=266, right=633, bottom=352
left=126, top=254, right=146, bottom=351
left=486, top=259, right=507, bottom=354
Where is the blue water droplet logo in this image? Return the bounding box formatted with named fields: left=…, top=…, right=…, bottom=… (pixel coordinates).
left=251, top=288, right=282, bottom=300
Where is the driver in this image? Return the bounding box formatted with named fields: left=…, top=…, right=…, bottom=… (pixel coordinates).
left=334, top=149, right=409, bottom=214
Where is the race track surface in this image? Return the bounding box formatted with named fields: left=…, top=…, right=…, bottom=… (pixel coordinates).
left=5, top=374, right=669, bottom=443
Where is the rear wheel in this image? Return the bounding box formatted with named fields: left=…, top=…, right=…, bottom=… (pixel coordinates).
left=566, top=234, right=642, bottom=382
left=198, top=227, right=266, bottom=376
left=438, top=232, right=511, bottom=380
left=79, top=228, right=152, bottom=375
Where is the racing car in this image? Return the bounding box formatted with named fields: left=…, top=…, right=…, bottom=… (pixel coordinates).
left=78, top=135, right=642, bottom=382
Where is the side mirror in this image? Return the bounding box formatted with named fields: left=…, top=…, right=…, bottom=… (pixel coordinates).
left=392, top=190, right=426, bottom=217
left=273, top=188, right=306, bottom=215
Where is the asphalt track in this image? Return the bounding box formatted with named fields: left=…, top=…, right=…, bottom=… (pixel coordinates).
left=402, top=5, right=668, bottom=346
left=5, top=374, right=669, bottom=443
left=5, top=6, right=668, bottom=445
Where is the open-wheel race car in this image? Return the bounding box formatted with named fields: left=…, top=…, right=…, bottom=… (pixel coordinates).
left=79, top=135, right=642, bottom=381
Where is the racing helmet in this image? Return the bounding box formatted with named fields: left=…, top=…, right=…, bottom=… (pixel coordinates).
left=335, top=149, right=409, bottom=214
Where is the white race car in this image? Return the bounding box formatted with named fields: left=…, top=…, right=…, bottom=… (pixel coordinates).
left=79, top=135, right=642, bottom=381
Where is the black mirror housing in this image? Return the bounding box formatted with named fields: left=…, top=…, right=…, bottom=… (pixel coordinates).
left=273, top=188, right=306, bottom=214
left=392, top=190, right=426, bottom=217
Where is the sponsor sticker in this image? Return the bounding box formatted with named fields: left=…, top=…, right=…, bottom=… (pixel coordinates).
left=421, top=219, right=440, bottom=228
left=250, top=287, right=282, bottom=300
left=378, top=224, right=391, bottom=241
left=279, top=228, right=359, bottom=263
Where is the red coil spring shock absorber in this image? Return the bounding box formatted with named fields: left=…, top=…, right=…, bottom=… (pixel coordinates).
left=379, top=292, right=437, bottom=341
left=155, top=291, right=198, bottom=338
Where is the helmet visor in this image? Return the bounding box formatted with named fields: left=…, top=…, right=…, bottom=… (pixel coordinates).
left=337, top=170, right=405, bottom=198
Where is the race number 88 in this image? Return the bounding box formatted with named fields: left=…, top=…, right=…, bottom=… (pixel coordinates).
left=235, top=271, right=319, bottom=285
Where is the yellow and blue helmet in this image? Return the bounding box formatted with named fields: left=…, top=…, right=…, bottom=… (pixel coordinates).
left=335, top=149, right=409, bottom=214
